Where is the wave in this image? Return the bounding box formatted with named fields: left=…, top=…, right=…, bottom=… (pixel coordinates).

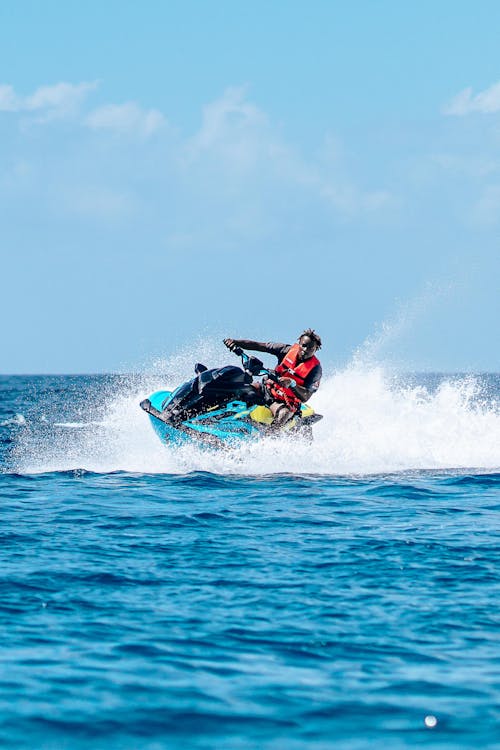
left=9, top=354, right=500, bottom=476
left=1, top=413, right=27, bottom=428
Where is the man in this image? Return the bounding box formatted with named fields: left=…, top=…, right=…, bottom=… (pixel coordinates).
left=223, top=329, right=322, bottom=426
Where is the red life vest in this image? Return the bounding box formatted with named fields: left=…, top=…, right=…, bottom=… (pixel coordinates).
left=275, top=343, right=320, bottom=387
left=268, top=344, right=320, bottom=410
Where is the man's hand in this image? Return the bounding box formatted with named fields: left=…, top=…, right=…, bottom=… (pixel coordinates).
left=278, top=377, right=297, bottom=389
left=223, top=338, right=239, bottom=352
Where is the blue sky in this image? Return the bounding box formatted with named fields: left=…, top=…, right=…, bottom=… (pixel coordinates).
left=1, top=0, right=499, bottom=373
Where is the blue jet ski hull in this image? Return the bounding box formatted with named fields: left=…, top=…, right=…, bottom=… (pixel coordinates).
left=145, top=390, right=261, bottom=446
left=142, top=389, right=319, bottom=448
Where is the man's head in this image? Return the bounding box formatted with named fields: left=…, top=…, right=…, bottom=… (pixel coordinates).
left=297, top=329, right=322, bottom=361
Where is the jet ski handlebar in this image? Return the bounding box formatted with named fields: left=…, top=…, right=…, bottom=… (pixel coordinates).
left=231, top=348, right=278, bottom=381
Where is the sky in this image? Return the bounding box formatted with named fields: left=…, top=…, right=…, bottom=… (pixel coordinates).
left=1, top=0, right=499, bottom=373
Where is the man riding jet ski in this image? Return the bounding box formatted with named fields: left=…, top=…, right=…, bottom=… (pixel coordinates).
left=223, top=329, right=323, bottom=426
left=139, top=330, right=323, bottom=447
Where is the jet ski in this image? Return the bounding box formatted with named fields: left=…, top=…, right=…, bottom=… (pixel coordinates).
left=140, top=348, right=323, bottom=448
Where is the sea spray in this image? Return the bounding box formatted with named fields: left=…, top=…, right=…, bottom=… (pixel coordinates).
left=11, top=359, right=500, bottom=476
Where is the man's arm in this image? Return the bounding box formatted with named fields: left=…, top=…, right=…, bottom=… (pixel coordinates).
left=282, top=363, right=322, bottom=402
left=302, top=363, right=322, bottom=400
left=224, top=339, right=289, bottom=360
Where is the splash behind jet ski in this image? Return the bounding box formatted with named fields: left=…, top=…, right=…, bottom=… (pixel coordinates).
left=140, top=349, right=322, bottom=448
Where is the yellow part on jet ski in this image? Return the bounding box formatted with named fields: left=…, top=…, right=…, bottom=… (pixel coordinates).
left=250, top=403, right=315, bottom=425
left=249, top=405, right=274, bottom=424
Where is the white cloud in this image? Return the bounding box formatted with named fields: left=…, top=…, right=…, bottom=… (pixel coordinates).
left=2, top=82, right=393, bottom=225
left=0, top=81, right=165, bottom=136
left=443, top=81, right=500, bottom=115
left=85, top=102, right=166, bottom=137
left=185, top=86, right=269, bottom=167
left=0, top=81, right=97, bottom=119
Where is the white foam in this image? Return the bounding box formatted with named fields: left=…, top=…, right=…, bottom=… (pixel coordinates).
left=52, top=421, right=107, bottom=428
left=12, top=355, right=500, bottom=475
left=1, top=413, right=27, bottom=428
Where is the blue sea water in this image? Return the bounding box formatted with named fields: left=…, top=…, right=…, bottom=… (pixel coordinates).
left=1, top=369, right=499, bottom=749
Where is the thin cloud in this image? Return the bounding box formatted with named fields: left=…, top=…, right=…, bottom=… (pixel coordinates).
left=85, top=102, right=166, bottom=137
left=430, top=153, right=498, bottom=178
left=183, top=87, right=393, bottom=218
left=320, top=183, right=392, bottom=215
left=0, top=85, right=18, bottom=111
left=470, top=184, right=500, bottom=226
left=443, top=81, right=500, bottom=115
left=60, top=185, right=138, bottom=221
left=0, top=81, right=97, bottom=119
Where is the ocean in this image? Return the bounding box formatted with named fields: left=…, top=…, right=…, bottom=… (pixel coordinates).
left=1, top=363, right=499, bottom=749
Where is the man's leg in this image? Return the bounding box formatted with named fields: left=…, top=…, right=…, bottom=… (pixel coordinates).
left=269, top=401, right=295, bottom=426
